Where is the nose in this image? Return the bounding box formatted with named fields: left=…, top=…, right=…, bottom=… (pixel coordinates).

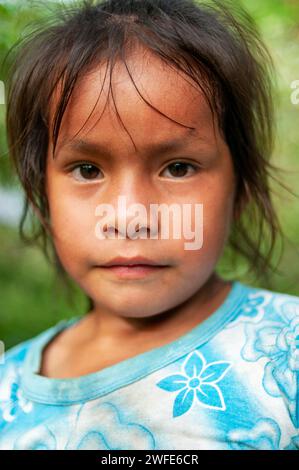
left=106, top=195, right=154, bottom=239
left=95, top=171, right=159, bottom=239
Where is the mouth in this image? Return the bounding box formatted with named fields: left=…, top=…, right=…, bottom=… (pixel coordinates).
left=99, top=257, right=170, bottom=279
left=102, top=256, right=169, bottom=267
left=101, top=264, right=168, bottom=279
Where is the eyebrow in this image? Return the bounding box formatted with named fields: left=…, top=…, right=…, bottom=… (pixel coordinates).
left=56, top=127, right=200, bottom=159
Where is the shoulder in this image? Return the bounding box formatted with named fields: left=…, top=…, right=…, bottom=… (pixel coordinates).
left=227, top=283, right=299, bottom=371
left=240, top=283, right=299, bottom=355
left=0, top=337, right=34, bottom=378
left=0, top=319, right=79, bottom=426
left=0, top=319, right=74, bottom=384
left=235, top=284, right=299, bottom=429
left=237, top=282, right=299, bottom=323
left=0, top=334, right=40, bottom=421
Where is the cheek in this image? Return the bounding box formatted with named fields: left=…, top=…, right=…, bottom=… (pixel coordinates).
left=203, top=191, right=235, bottom=249
left=201, top=160, right=236, bottom=249
left=178, top=180, right=235, bottom=269
left=46, top=176, right=96, bottom=274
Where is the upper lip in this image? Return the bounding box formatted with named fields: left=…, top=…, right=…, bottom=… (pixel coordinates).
left=102, top=256, right=167, bottom=267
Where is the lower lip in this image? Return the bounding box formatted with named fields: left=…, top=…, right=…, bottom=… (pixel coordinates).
left=101, top=264, right=168, bottom=279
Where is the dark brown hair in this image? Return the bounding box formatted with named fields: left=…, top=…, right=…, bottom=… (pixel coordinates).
left=3, top=0, right=297, bottom=311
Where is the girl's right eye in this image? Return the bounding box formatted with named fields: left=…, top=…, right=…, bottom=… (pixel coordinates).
left=70, top=164, right=103, bottom=182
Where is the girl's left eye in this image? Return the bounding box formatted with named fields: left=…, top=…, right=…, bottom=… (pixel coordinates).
left=160, top=162, right=199, bottom=179
left=70, top=164, right=103, bottom=181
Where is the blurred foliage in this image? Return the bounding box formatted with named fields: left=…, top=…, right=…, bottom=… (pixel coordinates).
left=0, top=224, right=88, bottom=348
left=0, top=0, right=61, bottom=185
left=0, top=0, right=299, bottom=348
left=0, top=0, right=89, bottom=349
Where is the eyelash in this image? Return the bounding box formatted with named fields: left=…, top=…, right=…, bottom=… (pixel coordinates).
left=68, top=161, right=200, bottom=182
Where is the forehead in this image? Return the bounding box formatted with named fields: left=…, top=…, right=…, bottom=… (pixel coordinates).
left=48, top=46, right=217, bottom=156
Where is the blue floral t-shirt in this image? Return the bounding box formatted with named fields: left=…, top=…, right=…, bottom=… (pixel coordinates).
left=0, top=280, right=299, bottom=450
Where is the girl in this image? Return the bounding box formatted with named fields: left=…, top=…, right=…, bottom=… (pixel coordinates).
left=0, top=0, right=299, bottom=450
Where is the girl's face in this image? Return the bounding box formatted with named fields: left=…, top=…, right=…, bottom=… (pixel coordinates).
left=46, top=47, right=236, bottom=320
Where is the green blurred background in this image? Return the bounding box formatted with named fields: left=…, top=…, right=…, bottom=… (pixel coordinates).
left=0, top=0, right=299, bottom=349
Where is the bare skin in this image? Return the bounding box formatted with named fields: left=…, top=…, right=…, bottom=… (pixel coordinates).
left=41, top=45, right=237, bottom=378
left=40, top=274, right=232, bottom=377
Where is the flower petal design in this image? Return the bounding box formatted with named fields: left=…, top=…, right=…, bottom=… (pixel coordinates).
left=183, top=350, right=205, bottom=378
left=255, top=326, right=282, bottom=355
left=272, top=359, right=296, bottom=401
left=3, top=401, right=18, bottom=422
left=173, top=387, right=194, bottom=417
left=242, top=321, right=283, bottom=362
left=14, top=424, right=57, bottom=450
left=240, top=296, right=299, bottom=428
left=199, top=361, right=232, bottom=383
left=227, top=418, right=281, bottom=450
left=225, top=292, right=271, bottom=329
left=156, top=374, right=187, bottom=392
left=196, top=383, right=226, bottom=410
left=76, top=431, right=111, bottom=450
left=157, top=350, right=231, bottom=417
left=280, top=300, right=299, bottom=323
left=263, top=361, right=281, bottom=397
